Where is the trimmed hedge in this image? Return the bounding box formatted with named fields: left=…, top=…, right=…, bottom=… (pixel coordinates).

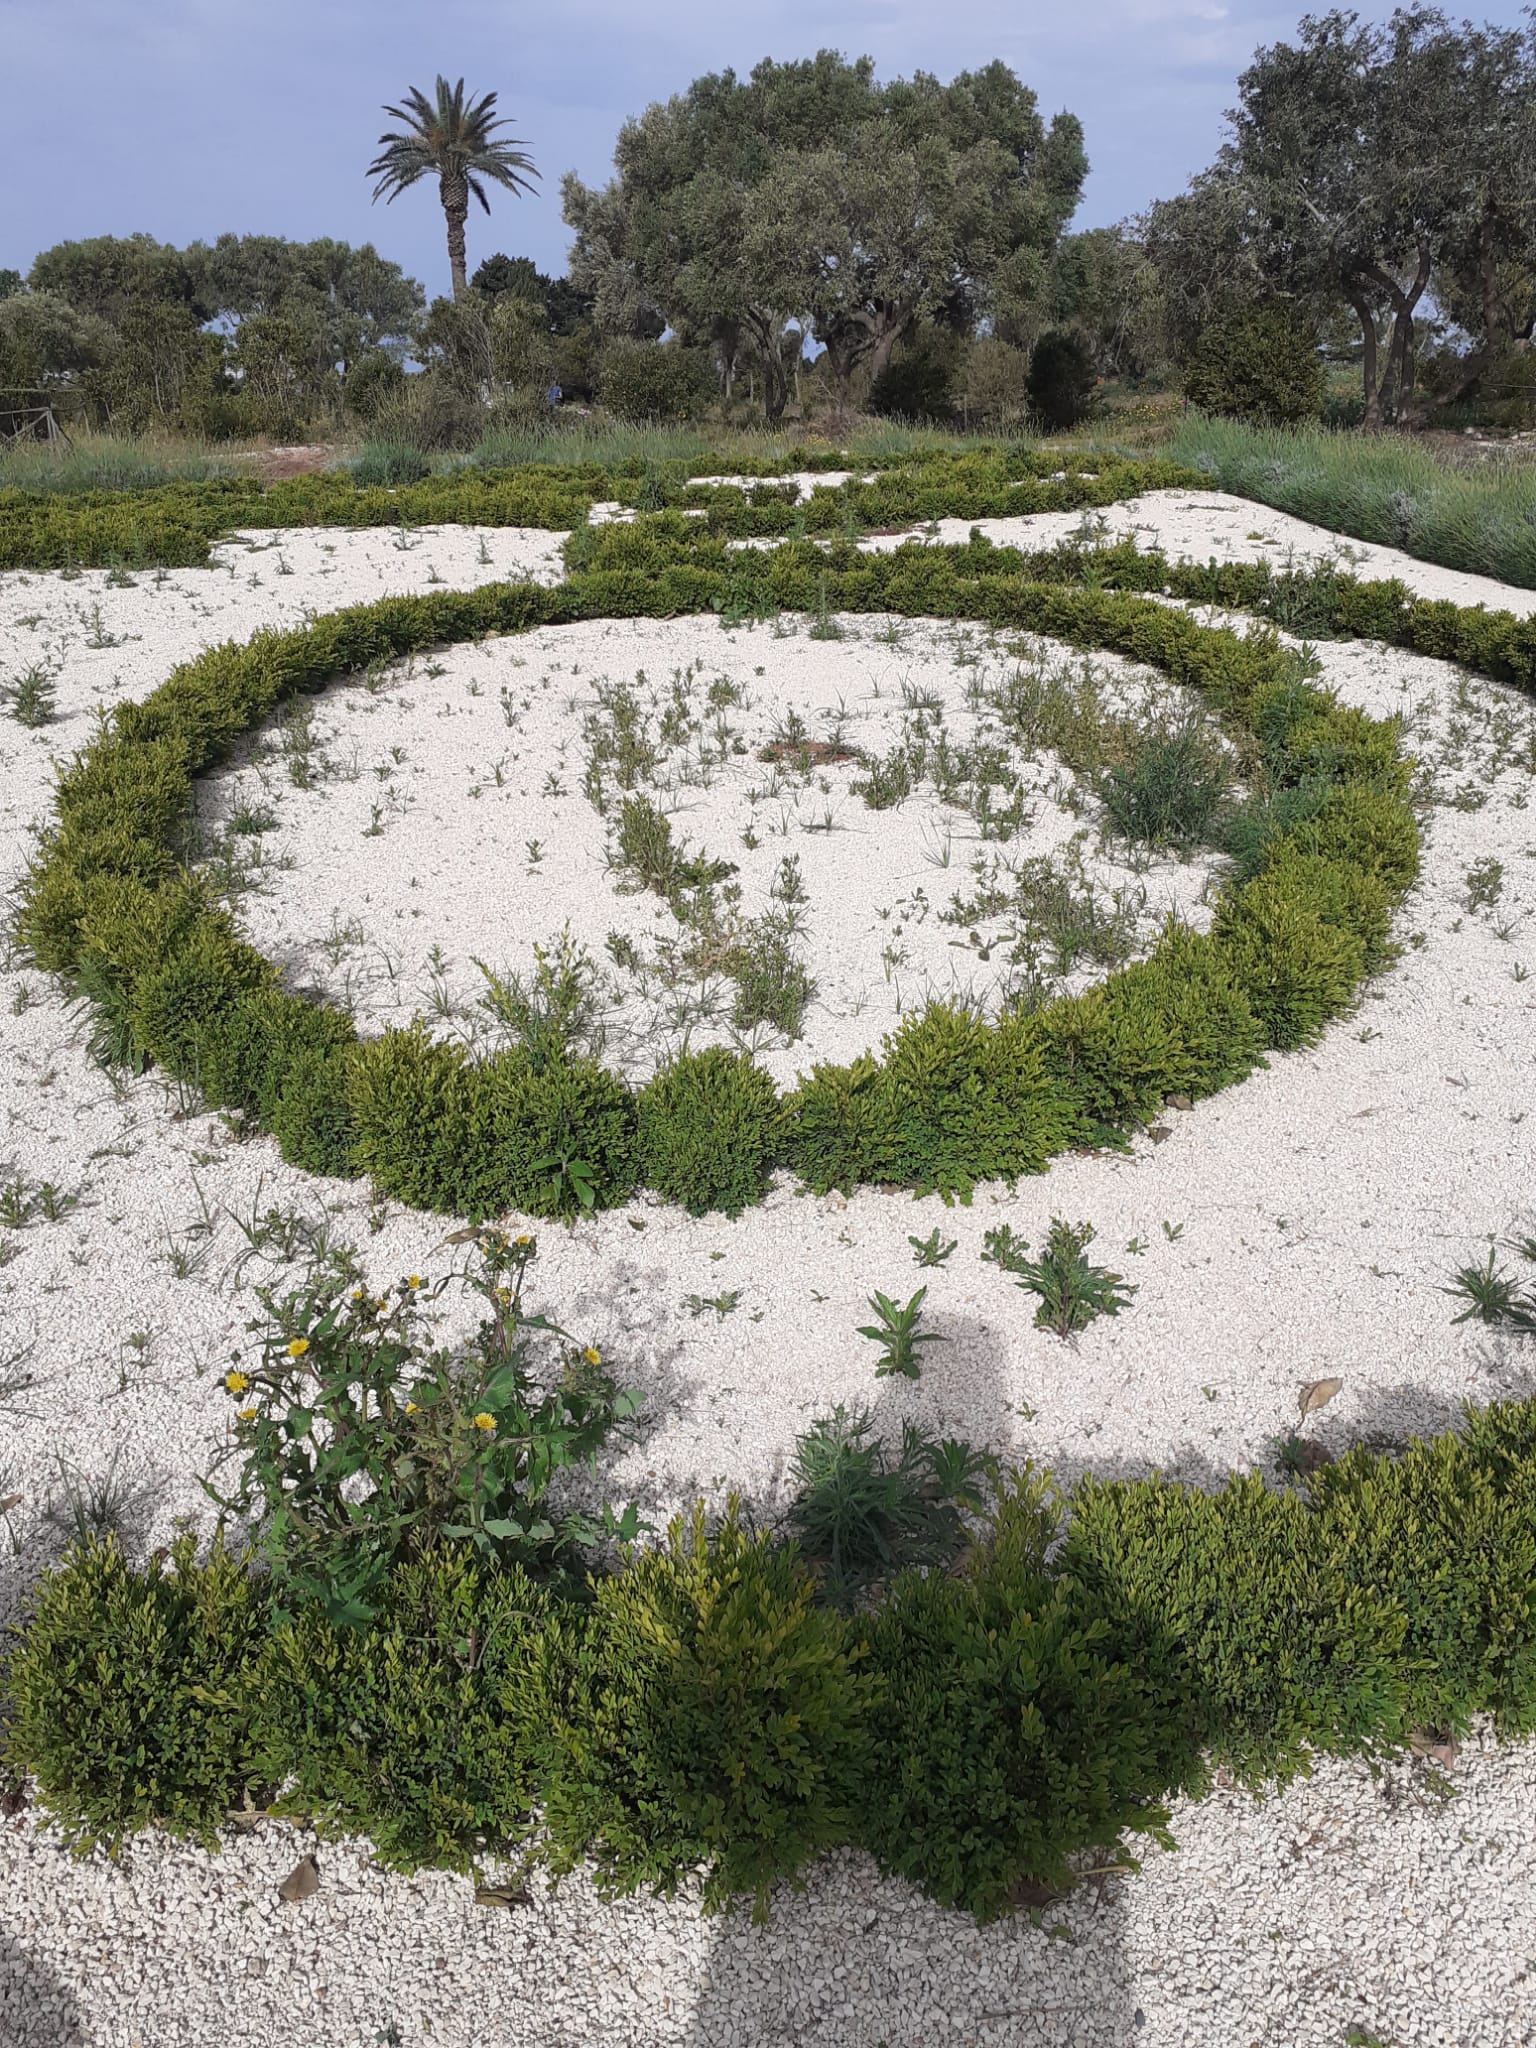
left=9, top=1400, right=1536, bottom=1918
left=16, top=526, right=1427, bottom=1219
left=0, top=448, right=1208, bottom=570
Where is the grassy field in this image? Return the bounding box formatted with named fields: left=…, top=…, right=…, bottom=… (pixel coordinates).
left=1166, top=415, right=1536, bottom=589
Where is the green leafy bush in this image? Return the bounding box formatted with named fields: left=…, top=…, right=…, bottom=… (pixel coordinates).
left=636, top=1047, right=783, bottom=1216
left=351, top=440, right=432, bottom=487
left=4, top=1536, right=270, bottom=1849
left=859, top=1468, right=1197, bottom=1920
left=1185, top=308, right=1325, bottom=426
left=514, top=1503, right=876, bottom=1916
left=258, top=1550, right=549, bottom=1871
left=598, top=342, right=714, bottom=424
left=1061, top=1469, right=1408, bottom=1784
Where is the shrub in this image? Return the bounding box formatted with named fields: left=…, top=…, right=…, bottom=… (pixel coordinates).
left=515, top=1503, right=876, bottom=1916
left=257, top=1551, right=550, bottom=1871
left=636, top=1047, right=783, bottom=1217
left=4, top=1536, right=270, bottom=1849
left=1184, top=308, right=1326, bottom=426
left=598, top=341, right=713, bottom=424
left=869, top=327, right=961, bottom=423
left=1212, top=868, right=1366, bottom=1049
left=1026, top=329, right=1099, bottom=430
left=859, top=1469, right=1197, bottom=1920
left=1061, top=1468, right=1408, bottom=1784
left=351, top=439, right=431, bottom=487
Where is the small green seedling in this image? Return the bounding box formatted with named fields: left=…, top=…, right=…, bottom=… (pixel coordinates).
left=858, top=1287, right=946, bottom=1380
left=909, top=1228, right=958, bottom=1268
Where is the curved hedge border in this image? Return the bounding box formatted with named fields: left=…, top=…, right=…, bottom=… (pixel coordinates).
left=0, top=447, right=1211, bottom=570
left=8, top=1395, right=1536, bottom=1922
left=15, top=524, right=1424, bottom=1220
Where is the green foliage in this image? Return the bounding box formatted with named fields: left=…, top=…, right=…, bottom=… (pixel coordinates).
left=859, top=1468, right=1194, bottom=1919
left=1011, top=1219, right=1137, bottom=1338
left=201, top=1231, right=640, bottom=1625
left=636, top=1047, right=783, bottom=1217
left=4, top=1535, right=270, bottom=1850
left=351, top=439, right=431, bottom=487
left=1026, top=329, right=1099, bottom=429
left=1099, top=717, right=1232, bottom=850
left=598, top=342, right=713, bottom=424
left=258, top=1550, right=548, bottom=1871
left=788, top=1406, right=991, bottom=1607
left=1185, top=307, right=1325, bottom=426
left=515, top=1503, right=876, bottom=1916
left=857, top=1286, right=946, bottom=1380
left=869, top=327, right=962, bottom=423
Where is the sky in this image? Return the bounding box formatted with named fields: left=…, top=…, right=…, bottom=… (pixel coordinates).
left=1, top=0, right=1502, bottom=299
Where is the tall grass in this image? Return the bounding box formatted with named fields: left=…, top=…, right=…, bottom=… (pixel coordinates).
left=454, top=414, right=1038, bottom=475
left=1167, top=415, right=1536, bottom=590
left=0, top=430, right=252, bottom=495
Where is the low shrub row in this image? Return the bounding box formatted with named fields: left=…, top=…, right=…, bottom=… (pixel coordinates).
left=15, top=529, right=1418, bottom=1219
left=9, top=1398, right=1536, bottom=1922
left=0, top=448, right=1208, bottom=569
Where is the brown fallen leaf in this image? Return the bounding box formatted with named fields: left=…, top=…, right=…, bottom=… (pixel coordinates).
left=0, top=1493, right=21, bottom=1515
left=1410, top=1728, right=1460, bottom=1769
left=1290, top=1438, right=1334, bottom=1476
left=1298, top=1376, right=1343, bottom=1421
left=1147, top=1125, right=1172, bottom=1145
left=1166, top=1093, right=1194, bottom=1112
left=277, top=1853, right=320, bottom=1903
left=1009, top=1875, right=1062, bottom=1911
left=474, top=1883, right=532, bottom=1910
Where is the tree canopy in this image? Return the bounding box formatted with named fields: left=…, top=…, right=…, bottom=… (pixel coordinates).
left=562, top=53, right=1086, bottom=417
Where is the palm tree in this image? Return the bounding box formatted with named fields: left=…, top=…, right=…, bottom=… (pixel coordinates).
left=367, top=77, right=539, bottom=301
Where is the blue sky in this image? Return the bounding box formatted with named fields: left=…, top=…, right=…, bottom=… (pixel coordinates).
left=1, top=0, right=1477, bottom=298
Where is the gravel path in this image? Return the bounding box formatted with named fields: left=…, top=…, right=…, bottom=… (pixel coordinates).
left=2, top=493, right=1534, bottom=2045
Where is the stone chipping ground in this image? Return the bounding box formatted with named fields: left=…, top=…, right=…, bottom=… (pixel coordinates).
left=1, top=490, right=1535, bottom=2047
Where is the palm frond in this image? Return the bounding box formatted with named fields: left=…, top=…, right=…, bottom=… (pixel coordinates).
left=366, top=72, right=540, bottom=202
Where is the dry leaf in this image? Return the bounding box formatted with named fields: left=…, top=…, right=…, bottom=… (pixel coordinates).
left=1166, top=1093, right=1194, bottom=1112
left=1298, top=1376, right=1343, bottom=1421
left=0, top=1493, right=21, bottom=1515
left=1009, top=1875, right=1061, bottom=1911
left=277, top=1853, right=319, bottom=1903
left=1292, top=1439, right=1334, bottom=1475
left=1410, top=1728, right=1460, bottom=1769
left=1147, top=1125, right=1172, bottom=1145
left=474, top=1883, right=531, bottom=1910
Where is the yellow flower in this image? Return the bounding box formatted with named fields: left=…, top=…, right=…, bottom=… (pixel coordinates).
left=286, top=1337, right=309, bottom=1359
left=406, top=1274, right=422, bottom=1290
left=582, top=1346, right=602, bottom=1367
left=495, top=1286, right=511, bottom=1304
left=472, top=1411, right=496, bottom=1433
left=237, top=1406, right=257, bottom=1423
left=224, top=1370, right=250, bottom=1396
left=405, top=1400, right=419, bottom=1416
left=376, top=1296, right=390, bottom=1312
left=514, top=1233, right=532, bottom=1248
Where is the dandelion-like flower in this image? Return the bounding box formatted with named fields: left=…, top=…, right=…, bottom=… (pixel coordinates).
left=582, top=1346, right=602, bottom=1367
left=351, top=1287, right=365, bottom=1302
left=376, top=1296, right=390, bottom=1312
left=406, top=1274, right=422, bottom=1290
left=514, top=1233, right=532, bottom=1248
left=286, top=1337, right=309, bottom=1359
left=237, top=1406, right=257, bottom=1423
left=405, top=1400, right=419, bottom=1416
left=225, top=1370, right=250, bottom=1396
left=473, top=1411, right=496, bottom=1433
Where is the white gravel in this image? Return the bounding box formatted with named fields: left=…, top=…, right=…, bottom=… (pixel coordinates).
left=2, top=489, right=1535, bottom=2045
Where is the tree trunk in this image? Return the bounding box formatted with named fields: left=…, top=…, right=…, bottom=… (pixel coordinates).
left=1362, top=245, right=1432, bottom=427
left=1344, top=281, right=1382, bottom=429
left=440, top=173, right=470, bottom=301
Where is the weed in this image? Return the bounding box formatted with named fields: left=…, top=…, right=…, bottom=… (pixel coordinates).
left=858, top=1287, right=946, bottom=1381
left=1465, top=857, right=1505, bottom=912
left=3, top=661, right=59, bottom=727
left=684, top=1290, right=742, bottom=1320
left=1012, top=1220, right=1137, bottom=1339
left=910, top=1229, right=958, bottom=1268
left=1444, top=1245, right=1536, bottom=1330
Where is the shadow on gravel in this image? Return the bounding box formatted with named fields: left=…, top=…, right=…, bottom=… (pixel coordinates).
left=0, top=1925, right=88, bottom=2048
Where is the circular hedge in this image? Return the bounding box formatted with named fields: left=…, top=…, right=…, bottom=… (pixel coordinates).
left=18, top=522, right=1422, bottom=1221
